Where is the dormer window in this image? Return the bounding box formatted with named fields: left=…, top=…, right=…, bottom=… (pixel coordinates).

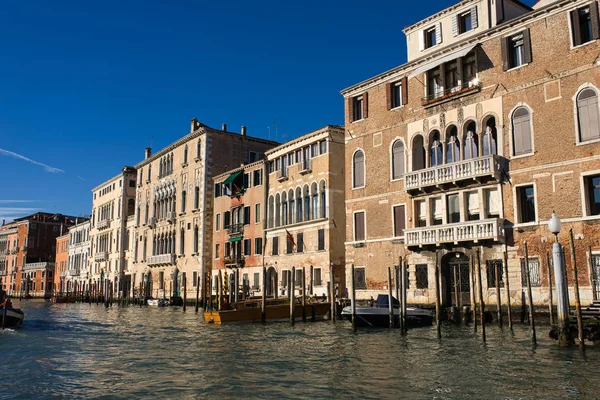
left=425, top=27, right=437, bottom=48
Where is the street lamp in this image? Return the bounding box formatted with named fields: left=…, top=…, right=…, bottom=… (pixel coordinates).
left=548, top=211, right=572, bottom=346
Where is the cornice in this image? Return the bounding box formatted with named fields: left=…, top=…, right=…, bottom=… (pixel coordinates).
left=264, top=125, right=344, bottom=156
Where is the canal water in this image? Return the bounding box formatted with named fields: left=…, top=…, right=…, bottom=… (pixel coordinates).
left=1, top=300, right=599, bottom=399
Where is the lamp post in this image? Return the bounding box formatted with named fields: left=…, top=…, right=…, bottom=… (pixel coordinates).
left=548, top=212, right=573, bottom=346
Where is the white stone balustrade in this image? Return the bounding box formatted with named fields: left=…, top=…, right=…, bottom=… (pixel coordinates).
left=405, top=218, right=505, bottom=247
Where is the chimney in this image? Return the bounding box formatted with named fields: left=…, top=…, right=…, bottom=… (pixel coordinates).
left=241, top=126, right=247, bottom=136
left=222, top=123, right=227, bottom=132
left=1, top=220, right=4, bottom=226
left=145, top=147, right=152, bottom=160
left=190, top=117, right=199, bottom=133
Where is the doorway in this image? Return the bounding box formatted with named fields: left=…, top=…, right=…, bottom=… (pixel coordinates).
left=442, top=252, right=471, bottom=307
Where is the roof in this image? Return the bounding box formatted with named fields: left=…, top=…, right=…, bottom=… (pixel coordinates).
left=264, top=125, right=344, bottom=155
left=92, top=167, right=136, bottom=191
left=214, top=159, right=265, bottom=181
left=13, top=212, right=80, bottom=224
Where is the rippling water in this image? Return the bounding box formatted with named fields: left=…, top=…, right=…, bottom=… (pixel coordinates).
left=2, top=300, right=599, bottom=399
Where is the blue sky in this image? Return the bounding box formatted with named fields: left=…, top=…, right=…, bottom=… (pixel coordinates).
left=0, top=0, right=536, bottom=222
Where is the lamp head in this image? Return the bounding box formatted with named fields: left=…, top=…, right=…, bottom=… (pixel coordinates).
left=548, top=211, right=562, bottom=236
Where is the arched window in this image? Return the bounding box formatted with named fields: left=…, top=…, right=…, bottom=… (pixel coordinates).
left=289, top=190, right=295, bottom=224
left=296, top=187, right=303, bottom=223
left=512, top=107, right=532, bottom=156
left=275, top=194, right=281, bottom=227
left=303, top=185, right=310, bottom=221
left=483, top=117, right=498, bottom=156
left=282, top=192, right=288, bottom=225
left=148, top=165, right=152, bottom=181
left=353, top=150, right=365, bottom=188
left=320, top=181, right=327, bottom=218
left=412, top=134, right=426, bottom=171
left=181, top=190, right=186, bottom=213
left=196, top=140, right=202, bottom=158
left=429, top=131, right=442, bottom=167
left=311, top=182, right=318, bottom=220
left=180, top=228, right=185, bottom=255
left=193, top=225, right=199, bottom=253
left=159, top=159, right=164, bottom=178
left=391, top=140, right=405, bottom=179
left=577, top=88, right=600, bottom=142
left=464, top=122, right=478, bottom=160
left=184, top=145, right=189, bottom=165
left=446, top=126, right=460, bottom=163
left=268, top=196, right=274, bottom=228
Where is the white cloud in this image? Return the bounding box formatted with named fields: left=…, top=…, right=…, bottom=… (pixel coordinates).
left=0, top=148, right=64, bottom=173
left=0, top=200, right=37, bottom=204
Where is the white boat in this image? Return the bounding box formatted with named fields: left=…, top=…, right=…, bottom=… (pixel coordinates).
left=147, top=298, right=169, bottom=307
left=341, top=295, right=433, bottom=328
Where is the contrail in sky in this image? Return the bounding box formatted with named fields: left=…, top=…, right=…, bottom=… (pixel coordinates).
left=0, top=148, right=64, bottom=173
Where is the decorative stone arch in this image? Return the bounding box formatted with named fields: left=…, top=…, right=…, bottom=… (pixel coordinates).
left=572, top=82, right=600, bottom=144
left=507, top=103, right=534, bottom=158
left=411, top=133, right=426, bottom=172
left=351, top=147, right=366, bottom=189
left=389, top=136, right=406, bottom=180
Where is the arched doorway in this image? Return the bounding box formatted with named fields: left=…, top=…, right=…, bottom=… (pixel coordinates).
left=441, top=252, right=471, bottom=307
left=266, top=267, right=277, bottom=297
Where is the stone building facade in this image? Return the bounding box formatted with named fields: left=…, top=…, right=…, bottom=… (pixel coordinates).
left=342, top=0, right=600, bottom=306
left=89, top=167, right=137, bottom=296
left=55, top=234, right=69, bottom=294
left=131, top=120, right=278, bottom=300
left=65, top=220, right=91, bottom=292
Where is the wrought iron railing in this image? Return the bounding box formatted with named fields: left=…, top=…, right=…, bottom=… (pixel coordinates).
left=422, top=82, right=482, bottom=105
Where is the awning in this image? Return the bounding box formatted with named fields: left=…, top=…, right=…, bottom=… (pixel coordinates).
left=408, top=44, right=477, bottom=78
left=223, top=170, right=243, bottom=185
left=228, top=237, right=242, bottom=243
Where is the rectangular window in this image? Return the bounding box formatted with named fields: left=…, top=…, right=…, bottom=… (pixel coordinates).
left=243, top=239, right=251, bottom=256
left=192, top=271, right=198, bottom=287
left=215, top=243, right=220, bottom=259
left=510, top=34, right=524, bottom=68
left=431, top=197, right=443, bottom=225
left=129, top=180, right=136, bottom=188
left=393, top=205, right=406, bottom=237
left=286, top=234, right=294, bottom=254
left=243, top=206, right=251, bottom=226
left=445, top=60, right=459, bottom=92
left=215, top=183, right=221, bottom=198
left=255, top=204, right=261, bottom=223
left=319, top=140, right=327, bottom=155
left=354, top=212, right=365, bottom=241
left=462, top=53, right=477, bottom=83
left=314, top=268, right=322, bottom=286
left=392, top=81, right=403, bottom=108
left=486, top=260, right=504, bottom=288
left=311, top=143, right=319, bottom=157
left=459, top=11, right=472, bottom=34
left=297, top=233, right=304, bottom=252
left=447, top=195, right=460, bottom=223
left=521, top=257, right=541, bottom=287
left=424, top=26, right=437, bottom=48
left=416, top=200, right=427, bottom=227
left=467, top=191, right=480, bottom=221
left=517, top=185, right=536, bottom=223
left=485, top=188, right=500, bottom=218
left=571, top=5, right=599, bottom=47
left=253, top=273, right=260, bottom=290
left=427, top=67, right=442, bottom=99
left=296, top=150, right=302, bottom=163
left=255, top=237, right=263, bottom=255
left=224, top=211, right=230, bottom=228
left=502, top=29, right=532, bottom=71
left=249, top=151, right=259, bottom=163
left=317, top=229, right=325, bottom=251
left=586, top=174, right=600, bottom=216
left=243, top=173, right=250, bottom=189
left=275, top=158, right=281, bottom=171
left=416, top=264, right=428, bottom=289
left=253, top=169, right=262, bottom=186
left=268, top=161, right=274, bottom=174
left=354, top=267, right=367, bottom=290
left=272, top=237, right=279, bottom=256
left=353, top=95, right=363, bottom=121
left=281, top=270, right=289, bottom=288
left=295, top=269, right=303, bottom=287
left=216, top=214, right=221, bottom=231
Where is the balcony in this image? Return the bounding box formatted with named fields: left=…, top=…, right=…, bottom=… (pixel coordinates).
left=24, top=262, right=54, bottom=272
left=166, top=211, right=176, bottom=223
left=422, top=82, right=482, bottom=107
left=20, top=246, right=27, bottom=252
left=94, top=251, right=108, bottom=262
left=148, top=217, right=156, bottom=228
left=68, top=268, right=80, bottom=277
left=299, top=159, right=312, bottom=175
left=277, top=169, right=289, bottom=182
left=97, top=219, right=111, bottom=230
left=405, top=218, right=505, bottom=248
left=405, top=155, right=503, bottom=194
left=226, top=223, right=244, bottom=237
left=224, top=255, right=245, bottom=267
left=147, top=253, right=176, bottom=266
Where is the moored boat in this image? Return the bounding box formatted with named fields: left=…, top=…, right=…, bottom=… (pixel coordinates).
left=341, top=295, right=433, bottom=328
left=1, top=301, right=25, bottom=328
left=204, top=298, right=331, bottom=324
left=52, top=295, right=76, bottom=304
left=147, top=298, right=170, bottom=307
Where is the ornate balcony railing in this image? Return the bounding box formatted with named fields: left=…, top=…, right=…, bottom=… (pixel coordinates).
left=224, top=255, right=245, bottom=266
left=422, top=82, right=482, bottom=106
left=226, top=223, right=244, bottom=236
left=166, top=211, right=176, bottom=223
left=97, top=219, right=111, bottom=230
left=299, top=159, right=312, bottom=175
left=94, top=251, right=108, bottom=262
left=24, top=262, right=54, bottom=272
left=405, top=155, right=502, bottom=193
left=277, top=169, right=289, bottom=182
left=405, top=218, right=505, bottom=247
left=68, top=268, right=80, bottom=277
left=147, top=254, right=176, bottom=266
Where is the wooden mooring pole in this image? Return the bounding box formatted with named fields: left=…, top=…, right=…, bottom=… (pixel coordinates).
left=290, top=266, right=296, bottom=325
left=495, top=261, right=502, bottom=327
left=329, top=263, right=335, bottom=323
left=470, top=255, right=477, bottom=332
left=388, top=267, right=394, bottom=329
left=524, top=241, right=537, bottom=346
left=476, top=248, right=486, bottom=343
left=261, top=266, right=266, bottom=323
left=434, top=253, right=441, bottom=339
left=546, top=252, right=555, bottom=326
left=503, top=247, right=513, bottom=330
left=569, top=229, right=585, bottom=349
left=351, top=264, right=356, bottom=332
left=218, top=271, right=222, bottom=311
left=302, top=267, right=307, bottom=322
left=195, top=275, right=200, bottom=313
left=402, top=261, right=408, bottom=334
left=590, top=246, right=597, bottom=302
left=183, top=273, right=187, bottom=312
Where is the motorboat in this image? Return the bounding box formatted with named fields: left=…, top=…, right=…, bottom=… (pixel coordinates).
left=341, top=294, right=433, bottom=328
left=52, top=295, right=76, bottom=304
left=1, top=301, right=25, bottom=328
left=204, top=297, right=331, bottom=324
left=147, top=298, right=170, bottom=307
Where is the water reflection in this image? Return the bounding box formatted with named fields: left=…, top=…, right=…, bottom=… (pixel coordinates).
left=1, top=300, right=599, bottom=399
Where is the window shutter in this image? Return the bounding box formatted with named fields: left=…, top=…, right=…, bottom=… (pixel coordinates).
left=572, top=10, right=582, bottom=46
left=486, top=189, right=500, bottom=216
left=347, top=97, right=354, bottom=122
left=468, top=192, right=479, bottom=215
left=452, top=14, right=459, bottom=37
left=579, top=95, right=600, bottom=141
left=353, top=151, right=365, bottom=188
left=401, top=77, right=408, bottom=105
left=355, top=212, right=365, bottom=241
left=471, top=6, right=478, bottom=29
left=394, top=205, right=406, bottom=237
left=513, top=111, right=532, bottom=155
left=392, top=141, right=404, bottom=179
left=521, top=115, right=533, bottom=154
left=436, top=22, right=442, bottom=44
left=501, top=37, right=509, bottom=71
left=513, top=116, right=525, bottom=155
left=363, top=92, right=369, bottom=118
left=591, top=1, right=600, bottom=40
left=418, top=30, right=425, bottom=51
left=522, top=28, right=532, bottom=64
left=386, top=83, right=392, bottom=110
